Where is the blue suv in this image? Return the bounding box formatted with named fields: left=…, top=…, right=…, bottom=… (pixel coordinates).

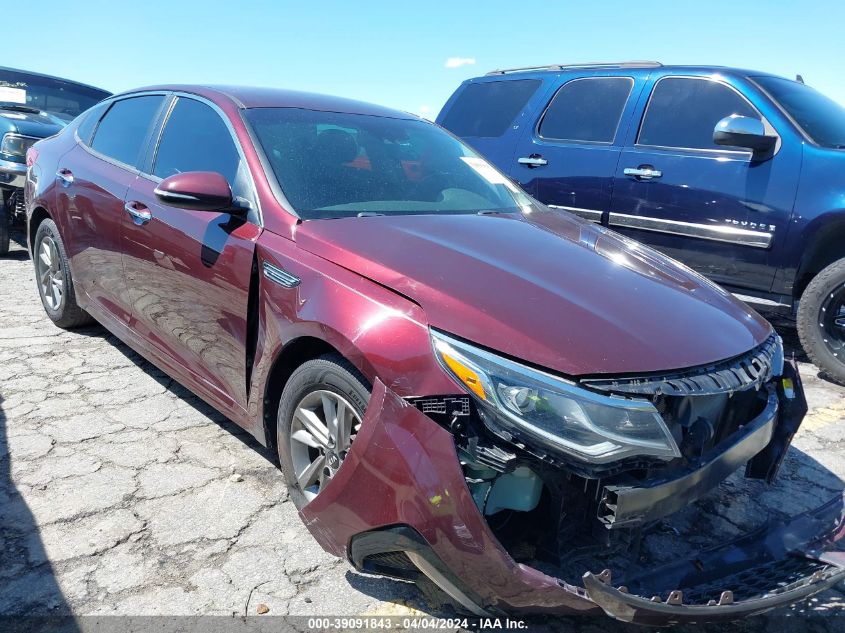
left=438, top=62, right=845, bottom=383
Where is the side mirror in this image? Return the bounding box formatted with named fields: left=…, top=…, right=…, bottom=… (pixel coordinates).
left=154, top=171, right=234, bottom=212
left=713, top=116, right=777, bottom=154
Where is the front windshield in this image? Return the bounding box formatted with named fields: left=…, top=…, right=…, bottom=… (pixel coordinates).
left=244, top=108, right=531, bottom=219
left=0, top=69, right=110, bottom=122
left=754, top=75, right=845, bottom=149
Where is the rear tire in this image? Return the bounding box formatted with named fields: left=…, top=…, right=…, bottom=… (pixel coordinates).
left=0, top=195, right=10, bottom=256
left=797, top=258, right=845, bottom=384
left=33, top=219, right=94, bottom=329
left=276, top=354, right=370, bottom=510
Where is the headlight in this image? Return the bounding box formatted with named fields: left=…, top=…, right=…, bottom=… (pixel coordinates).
left=1, top=133, right=36, bottom=157
left=431, top=330, right=681, bottom=464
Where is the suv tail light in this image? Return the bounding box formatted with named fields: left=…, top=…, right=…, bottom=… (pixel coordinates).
left=26, top=147, right=39, bottom=168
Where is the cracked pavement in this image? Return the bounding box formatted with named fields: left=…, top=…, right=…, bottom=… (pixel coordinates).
left=2, top=230, right=845, bottom=631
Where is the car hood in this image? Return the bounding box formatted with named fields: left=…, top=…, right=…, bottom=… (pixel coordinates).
left=0, top=107, right=66, bottom=137
left=294, top=210, right=772, bottom=376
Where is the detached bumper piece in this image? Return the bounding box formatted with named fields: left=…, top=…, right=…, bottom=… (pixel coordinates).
left=584, top=491, right=845, bottom=624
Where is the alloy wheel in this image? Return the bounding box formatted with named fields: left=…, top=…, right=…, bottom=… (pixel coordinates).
left=37, top=236, right=63, bottom=310
left=289, top=389, right=362, bottom=501
left=820, top=282, right=845, bottom=359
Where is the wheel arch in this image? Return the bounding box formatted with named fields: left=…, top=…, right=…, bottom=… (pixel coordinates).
left=260, top=335, right=350, bottom=451
left=28, top=205, right=52, bottom=255
left=795, top=213, right=845, bottom=299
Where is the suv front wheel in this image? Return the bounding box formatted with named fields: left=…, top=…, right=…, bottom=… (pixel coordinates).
left=797, top=258, right=845, bottom=384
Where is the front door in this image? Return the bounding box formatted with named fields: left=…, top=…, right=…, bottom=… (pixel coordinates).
left=121, top=96, right=260, bottom=412
left=609, top=74, right=800, bottom=292
left=511, top=75, right=643, bottom=223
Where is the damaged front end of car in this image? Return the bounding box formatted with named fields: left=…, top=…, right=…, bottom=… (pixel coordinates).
left=299, top=329, right=845, bottom=624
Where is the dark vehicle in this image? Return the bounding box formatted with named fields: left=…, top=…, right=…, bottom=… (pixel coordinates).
left=438, top=62, right=845, bottom=383
left=0, top=66, right=110, bottom=254
left=25, top=84, right=845, bottom=624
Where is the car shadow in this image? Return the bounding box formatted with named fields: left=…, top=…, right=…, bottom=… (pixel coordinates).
left=0, top=395, right=80, bottom=633
left=80, top=322, right=278, bottom=466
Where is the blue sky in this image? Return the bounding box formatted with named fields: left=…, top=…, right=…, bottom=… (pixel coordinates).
left=5, top=0, right=844, bottom=117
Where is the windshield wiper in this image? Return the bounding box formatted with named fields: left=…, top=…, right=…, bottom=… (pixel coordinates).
left=356, top=212, right=384, bottom=217
left=0, top=103, right=43, bottom=115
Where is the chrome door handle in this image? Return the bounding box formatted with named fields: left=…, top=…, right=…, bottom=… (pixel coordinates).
left=56, top=169, right=73, bottom=187
left=518, top=156, right=548, bottom=168
left=624, top=167, right=662, bottom=180
left=124, top=202, right=152, bottom=225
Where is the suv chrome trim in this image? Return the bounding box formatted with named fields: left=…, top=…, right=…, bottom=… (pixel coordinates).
left=548, top=204, right=602, bottom=222
left=262, top=261, right=300, bottom=288
left=608, top=212, right=773, bottom=248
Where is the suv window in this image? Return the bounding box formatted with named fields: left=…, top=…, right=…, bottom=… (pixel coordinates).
left=91, top=96, right=164, bottom=167
left=538, top=77, right=633, bottom=143
left=440, top=79, right=541, bottom=138
left=638, top=77, right=759, bottom=150
left=153, top=97, right=241, bottom=184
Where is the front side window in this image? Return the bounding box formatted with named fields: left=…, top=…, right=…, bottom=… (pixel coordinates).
left=638, top=77, right=759, bottom=150
left=0, top=69, right=110, bottom=122
left=440, top=79, right=541, bottom=138
left=538, top=77, right=633, bottom=143
left=91, top=96, right=164, bottom=167
left=245, top=108, right=532, bottom=220
left=153, top=98, right=241, bottom=183
left=753, top=75, right=845, bottom=149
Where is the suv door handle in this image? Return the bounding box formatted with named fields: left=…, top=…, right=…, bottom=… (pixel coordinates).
left=56, top=169, right=74, bottom=187
left=624, top=166, right=662, bottom=180
left=124, top=201, right=152, bottom=225
left=518, top=155, right=548, bottom=168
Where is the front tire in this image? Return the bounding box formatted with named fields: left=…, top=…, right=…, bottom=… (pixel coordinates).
left=0, top=195, right=10, bottom=256
left=276, top=355, right=370, bottom=510
left=33, top=219, right=94, bottom=329
left=797, top=258, right=845, bottom=384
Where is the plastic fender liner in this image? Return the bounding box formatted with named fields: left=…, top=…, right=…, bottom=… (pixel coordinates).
left=583, top=491, right=845, bottom=625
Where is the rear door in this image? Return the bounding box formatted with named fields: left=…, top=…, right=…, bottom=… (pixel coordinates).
left=609, top=73, right=800, bottom=292
left=437, top=77, right=549, bottom=195
left=121, top=95, right=261, bottom=413
left=509, top=73, right=644, bottom=222
left=56, top=94, right=165, bottom=325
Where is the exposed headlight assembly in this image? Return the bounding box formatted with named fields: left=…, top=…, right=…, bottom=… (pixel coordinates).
left=431, top=329, right=681, bottom=464
left=1, top=133, right=36, bottom=157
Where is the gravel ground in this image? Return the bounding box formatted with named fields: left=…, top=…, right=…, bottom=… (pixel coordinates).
left=2, top=229, right=845, bottom=632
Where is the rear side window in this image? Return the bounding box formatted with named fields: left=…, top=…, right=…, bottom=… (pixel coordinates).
left=638, top=77, right=759, bottom=150
left=153, top=97, right=241, bottom=184
left=91, top=95, right=164, bottom=167
left=76, top=101, right=109, bottom=146
left=538, top=77, right=633, bottom=143
left=440, top=79, right=541, bottom=138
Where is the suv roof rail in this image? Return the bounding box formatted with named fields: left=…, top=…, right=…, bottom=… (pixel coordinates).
left=485, top=61, right=663, bottom=75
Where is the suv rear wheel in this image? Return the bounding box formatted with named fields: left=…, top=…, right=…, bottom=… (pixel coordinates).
left=797, top=258, right=845, bottom=384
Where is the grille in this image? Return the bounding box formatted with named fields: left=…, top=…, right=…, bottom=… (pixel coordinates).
left=582, top=334, right=781, bottom=396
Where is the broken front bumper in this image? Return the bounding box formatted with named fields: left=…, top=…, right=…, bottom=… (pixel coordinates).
left=299, top=363, right=845, bottom=623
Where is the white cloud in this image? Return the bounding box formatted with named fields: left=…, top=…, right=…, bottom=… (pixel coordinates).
left=417, top=105, right=432, bottom=119
left=445, top=57, right=476, bottom=69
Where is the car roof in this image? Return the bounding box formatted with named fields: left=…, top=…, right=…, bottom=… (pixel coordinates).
left=0, top=65, right=111, bottom=95
left=481, top=62, right=786, bottom=81
left=121, top=84, right=418, bottom=119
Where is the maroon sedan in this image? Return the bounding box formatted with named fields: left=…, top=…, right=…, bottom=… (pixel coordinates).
left=23, top=85, right=845, bottom=624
